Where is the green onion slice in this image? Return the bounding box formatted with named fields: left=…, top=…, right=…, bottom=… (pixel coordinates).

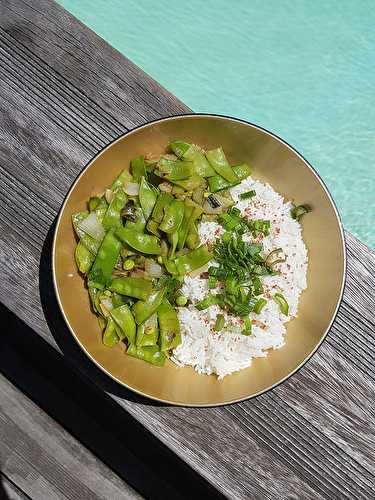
left=214, top=314, right=225, bottom=331
left=240, top=190, right=256, bottom=200
left=273, top=293, right=289, bottom=315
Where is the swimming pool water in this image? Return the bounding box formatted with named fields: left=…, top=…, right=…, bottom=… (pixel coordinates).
left=59, top=0, right=374, bottom=248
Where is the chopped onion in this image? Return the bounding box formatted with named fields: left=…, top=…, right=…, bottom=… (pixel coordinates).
left=105, top=189, right=114, bottom=204
left=78, top=212, right=105, bottom=241
left=145, top=259, right=163, bottom=278
left=124, top=183, right=140, bottom=196
left=99, top=297, right=113, bottom=317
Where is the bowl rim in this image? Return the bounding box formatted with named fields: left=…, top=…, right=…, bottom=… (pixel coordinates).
left=52, top=113, right=347, bottom=407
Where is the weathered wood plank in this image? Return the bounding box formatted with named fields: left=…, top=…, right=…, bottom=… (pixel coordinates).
left=0, top=1, right=374, bottom=498
left=1, top=474, right=30, bottom=500
left=0, top=302, right=223, bottom=500
left=0, top=373, right=141, bottom=500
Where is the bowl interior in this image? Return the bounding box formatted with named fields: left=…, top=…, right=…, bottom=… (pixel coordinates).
left=53, top=115, right=345, bottom=406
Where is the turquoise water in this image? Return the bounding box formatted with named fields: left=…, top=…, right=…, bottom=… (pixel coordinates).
left=60, top=0, right=374, bottom=248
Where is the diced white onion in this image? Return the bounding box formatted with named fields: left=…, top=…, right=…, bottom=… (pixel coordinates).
left=145, top=259, right=163, bottom=278
left=105, top=189, right=114, bottom=204
left=78, top=212, right=105, bottom=241
left=125, top=183, right=140, bottom=196
left=99, top=297, right=113, bottom=317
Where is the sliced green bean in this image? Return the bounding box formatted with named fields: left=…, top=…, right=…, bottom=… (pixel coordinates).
left=103, top=316, right=120, bottom=347
left=102, top=189, right=127, bottom=231
left=175, top=245, right=212, bottom=275
left=130, top=155, right=147, bottom=182
left=110, top=304, right=136, bottom=343
left=110, top=277, right=152, bottom=300
left=206, top=147, right=237, bottom=183
left=127, top=344, right=166, bottom=366
left=139, top=176, right=158, bottom=220
left=136, top=313, right=158, bottom=347
left=115, top=227, right=161, bottom=255
left=88, top=231, right=122, bottom=289
left=133, top=288, right=165, bottom=325
left=159, top=199, right=184, bottom=234
left=75, top=241, right=95, bottom=273
left=158, top=300, right=181, bottom=351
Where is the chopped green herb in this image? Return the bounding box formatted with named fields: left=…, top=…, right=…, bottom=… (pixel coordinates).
left=240, top=190, right=256, bottom=200
left=242, top=316, right=252, bottom=336
left=196, top=294, right=219, bottom=310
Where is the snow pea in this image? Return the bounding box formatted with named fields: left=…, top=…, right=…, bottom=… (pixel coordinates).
left=186, top=223, right=200, bottom=249
left=88, top=231, right=122, bottom=289
left=206, top=147, right=237, bottom=183
left=177, top=201, right=202, bottom=250
left=130, top=155, right=147, bottom=182
left=136, top=313, right=158, bottom=347
left=110, top=277, right=152, bottom=300
left=72, top=212, right=101, bottom=254
left=110, top=304, right=136, bottom=343
left=94, top=197, right=109, bottom=222
left=159, top=199, right=184, bottom=234
left=162, top=256, right=178, bottom=275
left=167, top=231, right=179, bottom=259
left=170, top=140, right=215, bottom=179
left=158, top=300, right=181, bottom=351
left=103, top=316, right=120, bottom=347
left=157, top=158, right=194, bottom=180
left=151, top=192, right=173, bottom=223
left=208, top=163, right=251, bottom=192
left=169, top=140, right=190, bottom=158
left=75, top=241, right=94, bottom=273
left=116, top=227, right=161, bottom=255
left=111, top=168, right=132, bottom=191
left=168, top=174, right=205, bottom=191
left=179, top=144, right=215, bottom=177
left=127, top=344, right=166, bottom=366
left=88, top=286, right=99, bottom=313
left=102, top=189, right=127, bottom=231
left=139, top=176, right=157, bottom=220
left=177, top=203, right=193, bottom=250
left=146, top=219, right=161, bottom=237
left=98, top=316, right=107, bottom=331
left=175, top=245, right=212, bottom=275
left=133, top=288, right=165, bottom=325
left=111, top=292, right=127, bottom=308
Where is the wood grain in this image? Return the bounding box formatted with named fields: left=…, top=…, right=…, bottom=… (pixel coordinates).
left=0, top=373, right=140, bottom=500
left=1, top=474, right=30, bottom=500
left=0, top=1, right=374, bottom=498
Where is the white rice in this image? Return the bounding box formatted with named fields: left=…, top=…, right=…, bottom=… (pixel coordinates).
left=171, top=176, right=308, bottom=379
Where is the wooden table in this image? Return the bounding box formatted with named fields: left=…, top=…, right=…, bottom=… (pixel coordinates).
left=0, top=1, right=374, bottom=498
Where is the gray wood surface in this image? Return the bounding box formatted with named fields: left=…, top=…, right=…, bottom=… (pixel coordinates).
left=0, top=0, right=374, bottom=498
left=0, top=373, right=140, bottom=500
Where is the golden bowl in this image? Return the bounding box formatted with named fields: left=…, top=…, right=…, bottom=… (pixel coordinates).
left=53, top=114, right=346, bottom=406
